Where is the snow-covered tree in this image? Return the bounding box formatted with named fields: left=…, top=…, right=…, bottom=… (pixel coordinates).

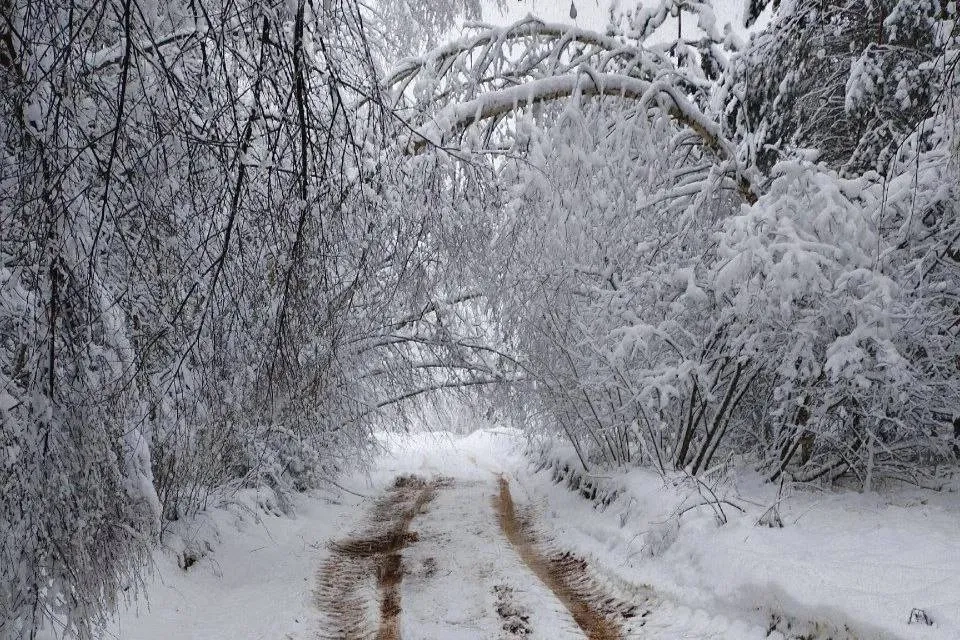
left=390, top=0, right=960, bottom=482
left=1, top=0, right=501, bottom=636
left=731, top=0, right=955, bottom=174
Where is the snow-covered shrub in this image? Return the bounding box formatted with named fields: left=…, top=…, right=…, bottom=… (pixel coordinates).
left=642, top=517, right=681, bottom=558
left=711, top=157, right=960, bottom=481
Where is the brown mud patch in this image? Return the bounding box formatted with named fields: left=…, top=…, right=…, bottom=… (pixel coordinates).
left=315, top=474, right=444, bottom=640
left=494, top=475, right=641, bottom=640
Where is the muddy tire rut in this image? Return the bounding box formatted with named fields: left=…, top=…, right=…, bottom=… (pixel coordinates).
left=495, top=475, right=646, bottom=640
left=315, top=474, right=444, bottom=640
left=317, top=474, right=647, bottom=640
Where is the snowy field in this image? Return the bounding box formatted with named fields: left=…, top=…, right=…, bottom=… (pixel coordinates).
left=98, top=428, right=960, bottom=640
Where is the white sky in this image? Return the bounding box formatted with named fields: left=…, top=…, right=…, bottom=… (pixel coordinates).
left=484, top=0, right=615, bottom=29
left=480, top=0, right=762, bottom=44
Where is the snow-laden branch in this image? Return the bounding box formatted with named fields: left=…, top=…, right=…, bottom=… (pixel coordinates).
left=84, top=26, right=207, bottom=74
left=406, top=70, right=759, bottom=204
left=349, top=374, right=527, bottom=423
left=385, top=10, right=738, bottom=93
left=386, top=16, right=660, bottom=88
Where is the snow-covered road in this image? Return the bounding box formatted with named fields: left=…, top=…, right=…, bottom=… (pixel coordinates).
left=315, top=471, right=638, bottom=639
left=311, top=437, right=776, bottom=640
left=398, top=477, right=576, bottom=639
left=104, top=429, right=958, bottom=640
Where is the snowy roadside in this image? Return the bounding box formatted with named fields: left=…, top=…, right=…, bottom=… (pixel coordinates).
left=89, top=428, right=958, bottom=640
left=94, top=485, right=367, bottom=640
left=514, top=442, right=960, bottom=640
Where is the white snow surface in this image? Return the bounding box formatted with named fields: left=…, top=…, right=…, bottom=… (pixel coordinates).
left=98, top=427, right=960, bottom=640
left=519, top=444, right=960, bottom=640
left=399, top=477, right=578, bottom=639
left=99, top=487, right=364, bottom=640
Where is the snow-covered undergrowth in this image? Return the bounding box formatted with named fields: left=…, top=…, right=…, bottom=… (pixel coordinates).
left=84, top=485, right=366, bottom=640
left=522, top=442, right=960, bottom=640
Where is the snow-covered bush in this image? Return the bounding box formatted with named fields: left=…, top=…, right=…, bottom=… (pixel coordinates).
left=391, top=0, right=960, bottom=485
left=711, top=156, right=960, bottom=482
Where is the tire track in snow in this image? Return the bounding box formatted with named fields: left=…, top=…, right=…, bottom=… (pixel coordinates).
left=495, top=475, right=642, bottom=640
left=314, top=474, right=442, bottom=640
left=398, top=477, right=575, bottom=639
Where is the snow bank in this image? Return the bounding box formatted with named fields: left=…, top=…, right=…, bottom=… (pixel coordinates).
left=521, top=445, right=960, bottom=640
left=95, top=486, right=365, bottom=640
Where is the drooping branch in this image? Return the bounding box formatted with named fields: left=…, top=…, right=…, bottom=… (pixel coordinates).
left=386, top=17, right=670, bottom=92
left=385, top=11, right=734, bottom=98
left=350, top=375, right=526, bottom=423
left=406, top=71, right=759, bottom=204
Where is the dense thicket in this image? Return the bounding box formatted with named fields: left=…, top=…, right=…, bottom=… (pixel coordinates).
left=736, top=0, right=953, bottom=174
left=0, top=0, right=498, bottom=637
left=392, top=0, right=960, bottom=484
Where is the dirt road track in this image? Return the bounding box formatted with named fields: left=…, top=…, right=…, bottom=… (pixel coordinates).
left=494, top=475, right=628, bottom=640
left=316, top=474, right=639, bottom=639
left=315, top=475, right=442, bottom=640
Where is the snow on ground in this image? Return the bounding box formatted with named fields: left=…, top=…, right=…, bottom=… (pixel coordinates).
left=400, top=478, right=579, bottom=639
left=367, top=428, right=772, bottom=638
left=99, top=487, right=365, bottom=640
left=376, top=427, right=960, bottom=639
left=517, top=443, right=960, bottom=640
left=100, top=427, right=959, bottom=640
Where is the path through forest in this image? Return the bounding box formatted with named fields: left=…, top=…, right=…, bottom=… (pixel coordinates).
left=315, top=471, right=644, bottom=639
left=106, top=429, right=952, bottom=640
left=309, top=431, right=820, bottom=640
